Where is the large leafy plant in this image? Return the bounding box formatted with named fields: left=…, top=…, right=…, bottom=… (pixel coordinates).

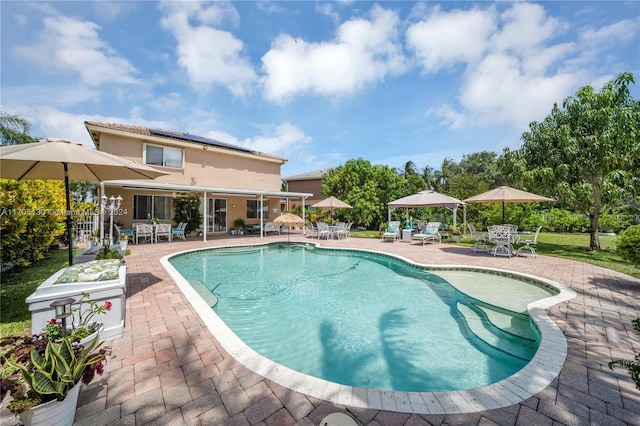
left=4, top=335, right=106, bottom=413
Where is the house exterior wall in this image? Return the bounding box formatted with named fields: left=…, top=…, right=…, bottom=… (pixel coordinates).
left=98, top=133, right=282, bottom=190
left=286, top=179, right=323, bottom=206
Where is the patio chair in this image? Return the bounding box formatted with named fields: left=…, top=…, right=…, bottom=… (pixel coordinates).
left=316, top=222, right=332, bottom=239
left=135, top=223, right=154, bottom=244
left=381, top=221, right=401, bottom=242
left=411, top=222, right=441, bottom=245
left=171, top=222, right=187, bottom=241
left=467, top=223, right=489, bottom=253
left=516, top=226, right=542, bottom=258
left=305, top=222, right=317, bottom=238
left=335, top=222, right=352, bottom=239
left=114, top=224, right=134, bottom=243
left=155, top=223, right=172, bottom=242
left=487, top=225, right=513, bottom=257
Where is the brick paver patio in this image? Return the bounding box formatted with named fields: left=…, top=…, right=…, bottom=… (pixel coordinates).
left=4, top=234, right=639, bottom=425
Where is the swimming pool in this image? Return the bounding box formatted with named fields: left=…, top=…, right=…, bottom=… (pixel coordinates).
left=162, top=242, right=575, bottom=413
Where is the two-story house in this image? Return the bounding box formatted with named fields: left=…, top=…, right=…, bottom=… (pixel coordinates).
left=85, top=122, right=311, bottom=239
left=281, top=168, right=332, bottom=211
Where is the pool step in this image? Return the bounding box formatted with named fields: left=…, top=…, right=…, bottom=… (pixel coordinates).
left=188, top=279, right=218, bottom=307
left=456, top=303, right=537, bottom=361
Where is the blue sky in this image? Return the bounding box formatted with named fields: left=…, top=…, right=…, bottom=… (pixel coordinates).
left=2, top=1, right=639, bottom=178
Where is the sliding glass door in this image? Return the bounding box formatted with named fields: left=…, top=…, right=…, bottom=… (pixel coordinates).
left=207, top=198, right=227, bottom=233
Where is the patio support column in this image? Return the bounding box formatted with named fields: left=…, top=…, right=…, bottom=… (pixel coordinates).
left=260, top=194, right=264, bottom=238
left=202, top=191, right=207, bottom=242
left=302, top=196, right=306, bottom=235
left=99, top=183, right=105, bottom=244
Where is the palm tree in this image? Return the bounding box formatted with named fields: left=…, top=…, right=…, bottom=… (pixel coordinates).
left=0, top=112, right=36, bottom=145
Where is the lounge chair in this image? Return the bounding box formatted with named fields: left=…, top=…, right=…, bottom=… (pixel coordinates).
left=381, top=221, right=400, bottom=242
left=411, top=222, right=441, bottom=245
left=516, top=226, right=542, bottom=258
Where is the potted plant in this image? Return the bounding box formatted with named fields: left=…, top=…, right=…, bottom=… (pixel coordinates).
left=233, top=218, right=245, bottom=236
left=88, top=229, right=100, bottom=248
left=42, top=292, right=111, bottom=345
left=119, top=234, right=128, bottom=251
left=2, top=334, right=107, bottom=426
left=449, top=225, right=462, bottom=242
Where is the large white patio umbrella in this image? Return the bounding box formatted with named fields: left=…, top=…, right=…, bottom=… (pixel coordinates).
left=387, top=190, right=466, bottom=228
left=464, top=186, right=554, bottom=223
left=0, top=138, right=169, bottom=265
left=311, top=196, right=352, bottom=218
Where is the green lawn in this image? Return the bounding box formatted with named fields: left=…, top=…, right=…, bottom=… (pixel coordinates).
left=1, top=232, right=638, bottom=338
left=351, top=230, right=639, bottom=279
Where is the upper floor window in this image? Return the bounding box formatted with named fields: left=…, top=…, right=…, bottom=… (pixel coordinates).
left=144, top=143, right=183, bottom=168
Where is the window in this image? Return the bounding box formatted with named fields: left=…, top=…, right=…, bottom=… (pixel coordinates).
left=144, top=143, right=183, bottom=168
left=133, top=195, right=172, bottom=220
left=246, top=200, right=269, bottom=219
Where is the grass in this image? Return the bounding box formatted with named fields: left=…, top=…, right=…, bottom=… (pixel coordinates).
left=1, top=232, right=638, bottom=338
left=351, top=229, right=640, bottom=279
left=1, top=248, right=72, bottom=337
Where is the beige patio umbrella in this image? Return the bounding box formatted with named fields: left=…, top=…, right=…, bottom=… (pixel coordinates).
left=464, top=186, right=554, bottom=223
left=0, top=138, right=169, bottom=265
left=311, top=196, right=352, bottom=218
left=273, top=213, right=305, bottom=243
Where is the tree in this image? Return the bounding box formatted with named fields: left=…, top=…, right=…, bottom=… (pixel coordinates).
left=459, top=151, right=502, bottom=188
left=0, top=112, right=36, bottom=145
left=322, top=158, right=407, bottom=228
left=510, top=72, right=640, bottom=250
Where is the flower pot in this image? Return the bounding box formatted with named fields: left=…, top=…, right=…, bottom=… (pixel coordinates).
left=119, top=240, right=128, bottom=251
left=19, top=381, right=81, bottom=426
left=78, top=322, right=105, bottom=346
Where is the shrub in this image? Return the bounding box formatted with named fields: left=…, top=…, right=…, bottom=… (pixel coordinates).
left=608, top=318, right=640, bottom=390
left=616, top=225, right=640, bottom=265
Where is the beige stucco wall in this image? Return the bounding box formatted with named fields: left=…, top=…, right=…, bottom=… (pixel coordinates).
left=99, top=133, right=282, bottom=191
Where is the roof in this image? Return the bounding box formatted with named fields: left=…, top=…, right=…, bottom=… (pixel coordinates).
left=84, top=122, right=286, bottom=163
left=283, top=168, right=333, bottom=181
left=387, top=190, right=466, bottom=208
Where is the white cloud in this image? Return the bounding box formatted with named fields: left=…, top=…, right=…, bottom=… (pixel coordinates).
left=238, top=122, right=312, bottom=155
left=409, top=2, right=588, bottom=130
left=7, top=105, right=172, bottom=149
left=12, top=15, right=138, bottom=86
left=261, top=5, right=407, bottom=103
left=159, top=1, right=255, bottom=97
left=581, top=18, right=639, bottom=46
left=426, top=105, right=466, bottom=129
left=406, top=6, right=496, bottom=73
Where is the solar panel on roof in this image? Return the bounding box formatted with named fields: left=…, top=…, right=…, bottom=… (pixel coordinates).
left=149, top=129, right=253, bottom=153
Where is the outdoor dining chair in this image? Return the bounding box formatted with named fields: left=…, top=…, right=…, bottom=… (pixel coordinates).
left=155, top=223, right=172, bottom=242
left=135, top=223, right=154, bottom=244
left=171, top=222, right=187, bottom=240
left=516, top=226, right=542, bottom=258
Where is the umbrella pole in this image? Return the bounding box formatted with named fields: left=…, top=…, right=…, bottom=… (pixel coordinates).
left=64, top=163, right=73, bottom=266
left=502, top=201, right=505, bottom=224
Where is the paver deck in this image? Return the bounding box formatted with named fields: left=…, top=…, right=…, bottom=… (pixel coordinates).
left=4, top=233, right=639, bottom=425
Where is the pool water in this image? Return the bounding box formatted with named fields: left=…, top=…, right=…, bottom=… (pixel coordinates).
left=169, top=244, right=555, bottom=392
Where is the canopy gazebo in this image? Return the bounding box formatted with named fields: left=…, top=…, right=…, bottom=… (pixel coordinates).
left=387, top=190, right=467, bottom=233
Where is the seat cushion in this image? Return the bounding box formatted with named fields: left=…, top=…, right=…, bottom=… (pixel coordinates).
left=55, top=259, right=122, bottom=284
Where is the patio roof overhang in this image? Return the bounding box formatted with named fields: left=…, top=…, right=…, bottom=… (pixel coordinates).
left=101, top=179, right=313, bottom=199
left=100, top=180, right=313, bottom=241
